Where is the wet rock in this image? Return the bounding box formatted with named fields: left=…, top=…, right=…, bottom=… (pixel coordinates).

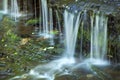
left=0, top=13, right=4, bottom=21
left=0, top=71, right=14, bottom=79
left=6, top=68, right=13, bottom=73
left=17, top=24, right=34, bottom=38
left=79, top=75, right=99, bottom=80
left=49, top=0, right=120, bottom=16
left=0, top=71, right=10, bottom=76
left=55, top=74, right=78, bottom=80
left=113, top=64, right=120, bottom=71
left=0, top=63, right=6, bottom=67
left=86, top=74, right=94, bottom=78
left=91, top=65, right=113, bottom=80
left=0, top=53, right=5, bottom=58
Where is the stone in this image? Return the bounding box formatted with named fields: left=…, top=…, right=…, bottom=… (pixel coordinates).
left=86, top=74, right=94, bottom=78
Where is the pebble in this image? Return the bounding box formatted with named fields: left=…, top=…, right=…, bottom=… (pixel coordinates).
left=86, top=74, right=94, bottom=78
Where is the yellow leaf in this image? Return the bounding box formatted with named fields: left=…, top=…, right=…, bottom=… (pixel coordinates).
left=20, top=38, right=30, bottom=45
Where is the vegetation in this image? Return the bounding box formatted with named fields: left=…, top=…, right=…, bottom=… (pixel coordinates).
left=25, top=18, right=39, bottom=26
left=0, top=17, right=64, bottom=79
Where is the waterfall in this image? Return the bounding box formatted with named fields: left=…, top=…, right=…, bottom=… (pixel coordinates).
left=0, top=0, right=20, bottom=21
left=56, top=10, right=62, bottom=34
left=4, top=0, right=8, bottom=14
left=39, top=0, right=42, bottom=33
left=49, top=8, right=54, bottom=45
left=40, top=0, right=49, bottom=38
left=34, top=0, right=37, bottom=27
left=38, top=0, right=54, bottom=45
left=0, top=0, right=8, bottom=14
left=10, top=0, right=21, bottom=21
left=55, top=10, right=63, bottom=43
left=64, top=10, right=81, bottom=59
left=90, top=11, right=108, bottom=65
left=9, top=1, right=110, bottom=79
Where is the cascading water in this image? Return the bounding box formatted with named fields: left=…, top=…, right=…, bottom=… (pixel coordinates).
left=39, top=0, right=49, bottom=38
left=64, top=10, right=81, bottom=59
left=0, top=0, right=8, bottom=14
left=55, top=10, right=63, bottom=43
left=89, top=11, right=109, bottom=65
left=39, top=0, right=42, bottom=33
left=3, top=0, right=8, bottom=14
left=55, top=10, right=62, bottom=35
left=38, top=0, right=55, bottom=45
left=10, top=0, right=21, bottom=21
left=71, top=11, right=109, bottom=70
left=49, top=8, right=54, bottom=45
left=34, top=0, right=37, bottom=27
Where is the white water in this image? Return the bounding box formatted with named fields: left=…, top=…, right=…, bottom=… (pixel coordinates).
left=3, top=0, right=8, bottom=14
left=39, top=0, right=49, bottom=38
left=0, top=0, right=8, bottom=14
left=56, top=10, right=63, bottom=43
left=10, top=0, right=21, bottom=21
left=39, top=0, right=42, bottom=33
left=0, top=0, right=21, bottom=21
left=34, top=0, right=37, bottom=27
left=38, top=0, right=55, bottom=46
left=64, top=10, right=81, bottom=58
left=56, top=10, right=62, bottom=34
left=49, top=8, right=54, bottom=45
left=89, top=11, right=108, bottom=65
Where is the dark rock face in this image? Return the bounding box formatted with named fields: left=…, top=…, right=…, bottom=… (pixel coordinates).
left=55, top=75, right=78, bottom=80
left=108, top=15, right=120, bottom=63
left=49, top=0, right=120, bottom=13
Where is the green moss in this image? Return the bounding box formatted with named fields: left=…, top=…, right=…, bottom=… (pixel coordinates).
left=25, top=18, right=39, bottom=26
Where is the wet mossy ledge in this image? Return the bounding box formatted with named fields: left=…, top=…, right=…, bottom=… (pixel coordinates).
left=49, top=0, right=120, bottom=16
